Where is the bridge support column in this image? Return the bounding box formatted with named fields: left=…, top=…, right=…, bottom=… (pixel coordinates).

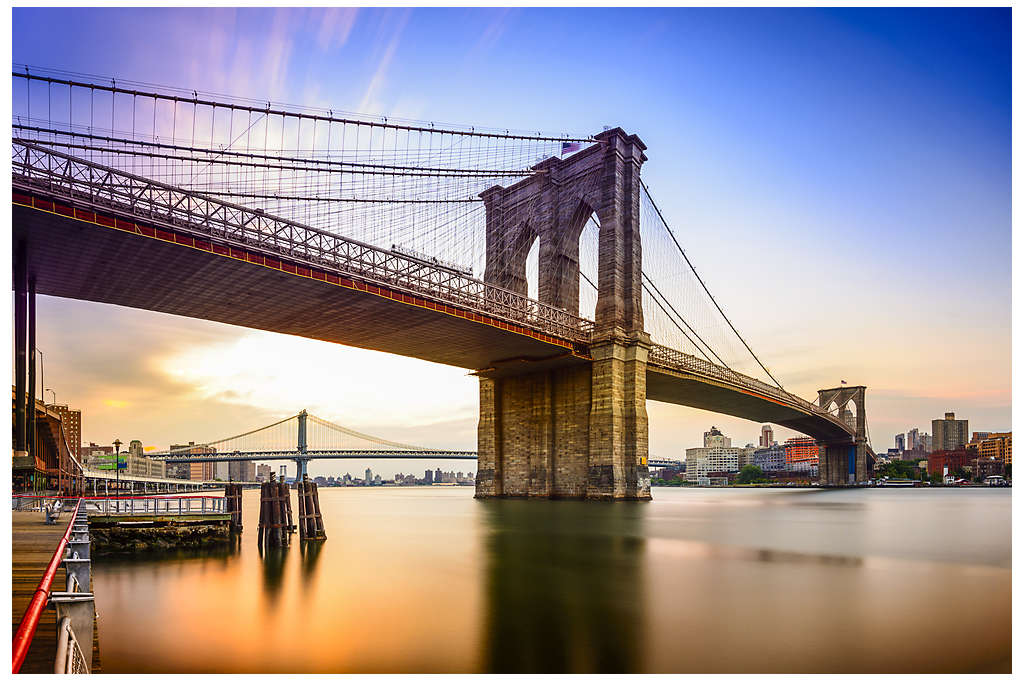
left=476, top=336, right=651, bottom=500
left=295, top=459, right=308, bottom=483
left=475, top=127, right=650, bottom=501
left=14, top=241, right=28, bottom=458
left=818, top=440, right=868, bottom=486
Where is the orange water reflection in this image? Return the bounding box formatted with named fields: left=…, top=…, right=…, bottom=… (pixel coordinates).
left=93, top=487, right=1010, bottom=673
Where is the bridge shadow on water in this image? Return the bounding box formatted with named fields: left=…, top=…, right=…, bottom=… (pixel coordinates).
left=479, top=499, right=646, bottom=674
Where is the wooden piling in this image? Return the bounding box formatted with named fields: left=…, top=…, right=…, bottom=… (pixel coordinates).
left=282, top=482, right=294, bottom=534
left=310, top=482, right=326, bottom=540
left=297, top=478, right=308, bottom=541
left=225, top=483, right=243, bottom=533
left=257, top=481, right=266, bottom=546
left=295, top=475, right=326, bottom=542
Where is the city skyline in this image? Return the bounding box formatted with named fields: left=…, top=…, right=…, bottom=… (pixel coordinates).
left=14, top=7, right=1010, bottom=476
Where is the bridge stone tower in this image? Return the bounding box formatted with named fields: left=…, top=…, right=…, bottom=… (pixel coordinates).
left=816, top=385, right=869, bottom=485
left=475, top=128, right=651, bottom=500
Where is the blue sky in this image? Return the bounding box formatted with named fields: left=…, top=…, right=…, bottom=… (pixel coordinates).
left=12, top=7, right=1011, bottom=472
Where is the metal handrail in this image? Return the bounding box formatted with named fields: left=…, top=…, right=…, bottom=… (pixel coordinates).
left=54, top=617, right=89, bottom=674
left=12, top=140, right=594, bottom=345
left=89, top=496, right=225, bottom=515
left=648, top=343, right=852, bottom=434
left=12, top=498, right=82, bottom=673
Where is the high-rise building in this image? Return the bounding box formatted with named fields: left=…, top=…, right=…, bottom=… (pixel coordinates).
left=228, top=460, right=256, bottom=482
left=921, top=433, right=932, bottom=453
left=685, top=447, right=710, bottom=482
left=256, top=463, right=272, bottom=481
left=128, top=439, right=144, bottom=457
left=738, top=446, right=757, bottom=469
left=759, top=425, right=774, bottom=448
left=49, top=404, right=82, bottom=460
left=907, top=428, right=920, bottom=451
left=841, top=408, right=856, bottom=430
left=190, top=462, right=215, bottom=481
left=171, top=442, right=217, bottom=481
left=783, top=437, right=820, bottom=468
left=365, top=468, right=373, bottom=483
left=933, top=412, right=969, bottom=452
left=435, top=467, right=443, bottom=483
left=703, top=426, right=731, bottom=448
left=895, top=433, right=905, bottom=451
left=424, top=469, right=433, bottom=484
left=214, top=461, right=230, bottom=481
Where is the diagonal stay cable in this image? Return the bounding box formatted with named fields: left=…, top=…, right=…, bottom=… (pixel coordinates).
left=580, top=216, right=721, bottom=367
left=640, top=181, right=785, bottom=391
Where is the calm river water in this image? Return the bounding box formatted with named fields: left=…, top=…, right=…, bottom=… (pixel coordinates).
left=92, top=486, right=1010, bottom=673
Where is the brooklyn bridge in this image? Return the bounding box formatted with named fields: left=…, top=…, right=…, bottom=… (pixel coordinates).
left=11, top=69, right=874, bottom=499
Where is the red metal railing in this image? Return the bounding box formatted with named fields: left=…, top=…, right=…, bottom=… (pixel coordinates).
left=12, top=498, right=82, bottom=673
left=12, top=494, right=222, bottom=500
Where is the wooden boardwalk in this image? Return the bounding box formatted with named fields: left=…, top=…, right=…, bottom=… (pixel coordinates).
left=12, top=509, right=100, bottom=673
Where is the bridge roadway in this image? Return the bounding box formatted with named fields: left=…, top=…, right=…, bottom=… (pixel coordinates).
left=12, top=141, right=854, bottom=446
left=156, top=449, right=479, bottom=463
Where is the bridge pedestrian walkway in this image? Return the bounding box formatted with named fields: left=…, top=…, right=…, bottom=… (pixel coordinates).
left=11, top=509, right=100, bottom=673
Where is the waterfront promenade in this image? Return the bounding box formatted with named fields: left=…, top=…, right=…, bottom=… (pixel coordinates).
left=12, top=508, right=100, bottom=673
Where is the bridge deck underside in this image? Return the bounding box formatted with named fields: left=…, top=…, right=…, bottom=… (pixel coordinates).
left=15, top=202, right=851, bottom=447
left=646, top=366, right=851, bottom=442
left=14, top=205, right=578, bottom=371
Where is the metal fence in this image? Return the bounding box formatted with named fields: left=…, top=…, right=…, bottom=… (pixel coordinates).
left=87, top=495, right=226, bottom=516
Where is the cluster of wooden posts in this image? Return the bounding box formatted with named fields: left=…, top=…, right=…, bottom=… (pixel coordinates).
left=224, top=483, right=243, bottom=532
left=296, top=476, right=326, bottom=541
left=256, top=473, right=326, bottom=547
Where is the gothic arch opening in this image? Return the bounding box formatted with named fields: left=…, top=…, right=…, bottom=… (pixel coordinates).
left=525, top=235, right=540, bottom=302
left=579, top=212, right=600, bottom=320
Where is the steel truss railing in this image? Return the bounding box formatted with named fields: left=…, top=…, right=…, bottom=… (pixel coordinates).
left=153, top=449, right=478, bottom=462
left=12, top=140, right=593, bottom=344
left=648, top=344, right=852, bottom=435
left=11, top=142, right=847, bottom=435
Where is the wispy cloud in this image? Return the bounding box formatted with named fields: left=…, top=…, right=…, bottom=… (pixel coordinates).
left=315, top=8, right=359, bottom=53
left=358, top=9, right=412, bottom=115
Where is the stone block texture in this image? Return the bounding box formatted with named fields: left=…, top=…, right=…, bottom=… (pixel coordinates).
left=475, top=128, right=651, bottom=500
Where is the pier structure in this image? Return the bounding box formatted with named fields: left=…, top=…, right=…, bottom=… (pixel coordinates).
left=12, top=499, right=98, bottom=674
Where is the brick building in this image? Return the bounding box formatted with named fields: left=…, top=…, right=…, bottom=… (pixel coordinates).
left=927, top=450, right=970, bottom=476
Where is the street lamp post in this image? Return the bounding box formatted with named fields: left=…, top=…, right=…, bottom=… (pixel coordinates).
left=113, top=439, right=122, bottom=502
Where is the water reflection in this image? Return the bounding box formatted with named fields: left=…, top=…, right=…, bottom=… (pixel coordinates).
left=480, top=499, right=645, bottom=673
left=259, top=544, right=289, bottom=604
left=89, top=487, right=1011, bottom=674
left=300, top=540, right=324, bottom=579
